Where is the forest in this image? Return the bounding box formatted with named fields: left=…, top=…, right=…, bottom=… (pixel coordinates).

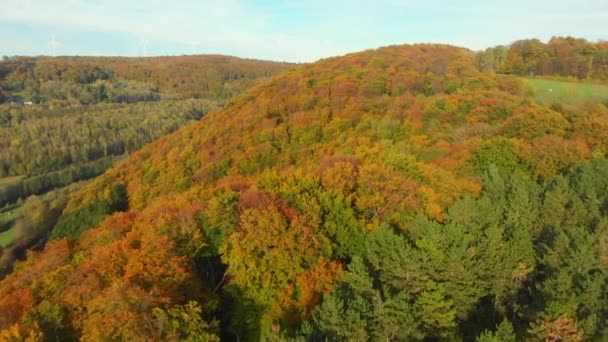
left=0, top=55, right=294, bottom=288
left=0, top=55, right=294, bottom=104
left=1, top=38, right=608, bottom=341
left=0, top=100, right=214, bottom=205
left=0, top=55, right=293, bottom=200
left=477, top=36, right=608, bottom=79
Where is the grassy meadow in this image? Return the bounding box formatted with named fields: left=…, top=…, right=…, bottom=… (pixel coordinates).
left=525, top=78, right=608, bottom=105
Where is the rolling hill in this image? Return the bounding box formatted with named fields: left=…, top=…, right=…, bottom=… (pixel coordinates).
left=0, top=55, right=295, bottom=104
left=1, top=44, right=608, bottom=341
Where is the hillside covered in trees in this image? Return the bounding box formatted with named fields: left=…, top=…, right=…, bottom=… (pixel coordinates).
left=0, top=55, right=294, bottom=104
left=2, top=42, right=608, bottom=341
left=0, top=55, right=293, bottom=203
left=0, top=55, right=294, bottom=287
left=0, top=100, right=215, bottom=205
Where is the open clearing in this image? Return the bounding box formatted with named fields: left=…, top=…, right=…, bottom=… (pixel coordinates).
left=0, top=228, right=14, bottom=247
left=525, top=78, right=608, bottom=105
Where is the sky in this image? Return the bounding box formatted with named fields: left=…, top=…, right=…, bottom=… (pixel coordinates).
left=0, top=0, right=607, bottom=63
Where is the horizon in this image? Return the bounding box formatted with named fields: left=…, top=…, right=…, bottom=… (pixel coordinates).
left=2, top=37, right=607, bottom=64
left=1, top=0, right=607, bottom=63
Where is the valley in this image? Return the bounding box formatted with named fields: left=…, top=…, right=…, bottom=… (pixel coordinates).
left=0, top=55, right=294, bottom=275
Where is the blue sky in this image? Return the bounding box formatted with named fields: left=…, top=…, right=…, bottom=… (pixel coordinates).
left=0, top=0, right=606, bottom=62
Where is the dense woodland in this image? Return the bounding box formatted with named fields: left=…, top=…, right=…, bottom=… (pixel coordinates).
left=0, top=55, right=294, bottom=104
left=0, top=100, right=213, bottom=205
left=0, top=56, right=293, bottom=205
left=478, top=37, right=608, bottom=79
left=1, top=40, right=608, bottom=341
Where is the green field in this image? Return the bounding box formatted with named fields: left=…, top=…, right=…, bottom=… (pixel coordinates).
left=0, top=180, right=88, bottom=249
left=0, top=205, right=22, bottom=248
left=0, top=183, right=83, bottom=248
left=0, top=228, right=15, bottom=247
left=524, top=78, right=608, bottom=105
left=0, top=203, right=24, bottom=224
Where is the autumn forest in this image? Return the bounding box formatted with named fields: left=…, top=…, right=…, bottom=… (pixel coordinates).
left=1, top=37, right=608, bottom=341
